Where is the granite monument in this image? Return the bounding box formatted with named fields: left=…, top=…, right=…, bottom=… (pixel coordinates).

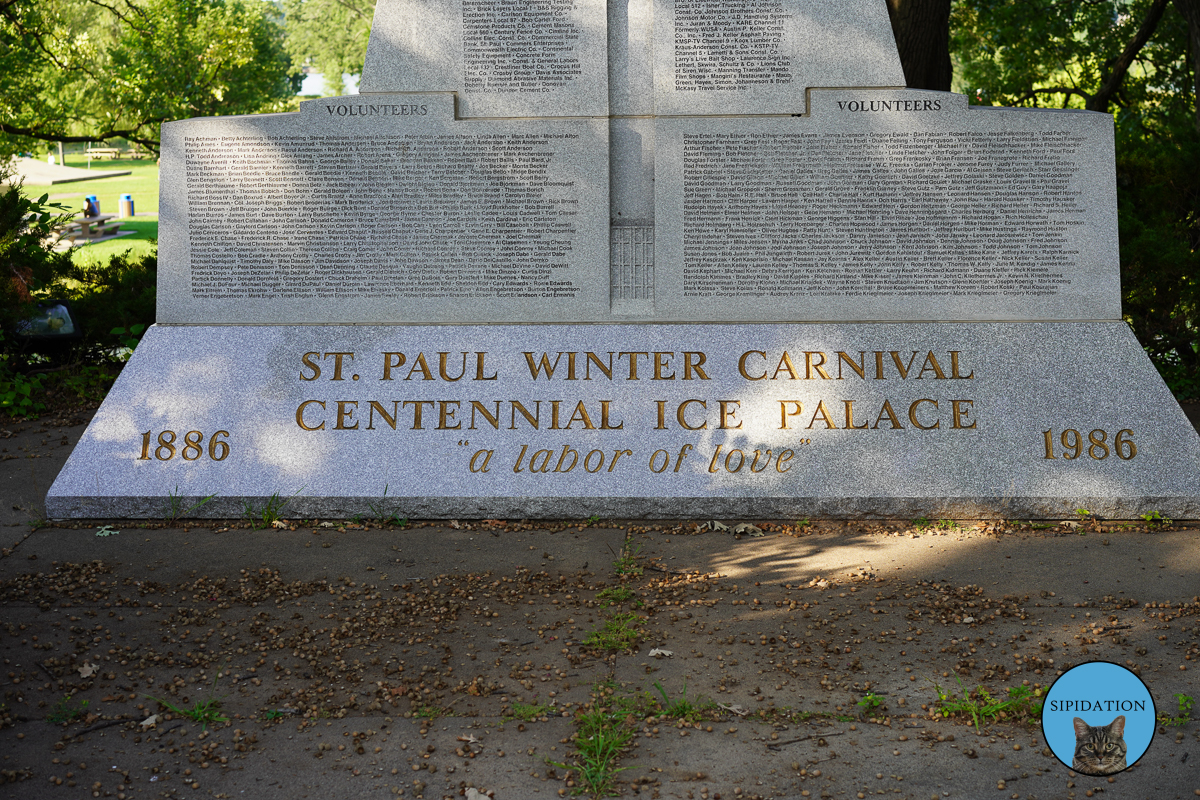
left=47, top=0, right=1200, bottom=519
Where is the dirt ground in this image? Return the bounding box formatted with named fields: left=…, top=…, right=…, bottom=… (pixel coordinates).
left=3, top=412, right=1200, bottom=800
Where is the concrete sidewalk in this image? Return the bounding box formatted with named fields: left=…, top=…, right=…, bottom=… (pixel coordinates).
left=2, top=411, right=1200, bottom=799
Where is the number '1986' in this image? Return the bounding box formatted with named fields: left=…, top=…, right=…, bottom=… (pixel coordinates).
left=138, top=430, right=230, bottom=461
left=1042, top=428, right=1136, bottom=460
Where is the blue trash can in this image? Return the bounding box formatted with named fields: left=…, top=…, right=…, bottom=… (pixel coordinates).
left=119, top=193, right=134, bottom=218
left=85, top=194, right=99, bottom=216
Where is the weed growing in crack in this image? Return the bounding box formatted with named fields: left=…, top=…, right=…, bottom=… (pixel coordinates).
left=507, top=701, right=554, bottom=722
left=596, top=586, right=636, bottom=607
left=583, top=612, right=644, bottom=653
left=611, top=538, right=643, bottom=578
left=550, top=700, right=636, bottom=796
left=242, top=487, right=304, bottom=529
left=366, top=484, right=409, bottom=526
left=47, top=695, right=89, bottom=724
left=163, top=485, right=215, bottom=524
left=855, top=691, right=884, bottom=716
left=147, top=674, right=228, bottom=731
left=652, top=681, right=707, bottom=722
left=931, top=677, right=1042, bottom=732
left=412, top=704, right=449, bottom=720
left=1159, top=693, right=1194, bottom=726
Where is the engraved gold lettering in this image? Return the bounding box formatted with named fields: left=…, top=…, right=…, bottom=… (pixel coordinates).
left=772, top=352, right=798, bottom=380
left=524, top=352, right=563, bottom=380
left=843, top=400, right=868, bottom=430
left=325, top=352, right=354, bottom=381
left=474, top=352, right=498, bottom=381
left=438, top=400, right=462, bottom=430
left=653, top=352, right=675, bottom=380
left=750, top=449, right=772, bottom=472
left=600, top=400, right=624, bottom=430
left=674, top=443, right=693, bottom=472
left=719, top=400, right=742, bottom=430
left=807, top=400, right=837, bottom=429
left=950, top=400, right=976, bottom=429
left=555, top=445, right=579, bottom=472
left=805, top=352, right=832, bottom=380
left=609, top=449, right=632, bottom=472
left=917, top=352, right=948, bottom=380
left=776, top=449, right=794, bottom=472
left=367, top=400, right=400, bottom=430
left=406, top=353, right=434, bottom=381
left=837, top=352, right=866, bottom=380
left=873, top=400, right=904, bottom=429
left=335, top=400, right=359, bottom=430
left=438, top=352, right=468, bottom=382
left=724, top=449, right=745, bottom=472
left=655, top=400, right=668, bottom=430
left=510, top=400, right=541, bottom=429
left=950, top=351, right=974, bottom=380
left=296, top=400, right=326, bottom=430
left=566, top=401, right=597, bottom=430
left=469, top=449, right=494, bottom=473
left=300, top=352, right=322, bottom=381
left=650, top=449, right=670, bottom=473
left=381, top=352, right=406, bottom=380
left=513, top=444, right=530, bottom=472
left=585, top=352, right=614, bottom=380
left=529, top=449, right=554, bottom=473
left=619, top=351, right=650, bottom=380
left=739, top=350, right=768, bottom=380
left=678, top=399, right=708, bottom=430
left=550, top=399, right=563, bottom=429
left=779, top=400, right=803, bottom=429
left=890, top=351, right=920, bottom=379
left=469, top=401, right=501, bottom=430
left=708, top=444, right=723, bottom=473
left=584, top=450, right=605, bottom=472
left=683, top=352, right=710, bottom=380
left=908, top=398, right=940, bottom=430
left=402, top=400, right=434, bottom=429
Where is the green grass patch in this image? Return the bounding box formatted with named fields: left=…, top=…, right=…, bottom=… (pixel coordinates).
left=550, top=706, right=635, bottom=797
left=1158, top=693, right=1194, bottom=727
left=507, top=701, right=554, bottom=722
left=932, top=678, right=1043, bottom=732
left=596, top=586, right=636, bottom=607
left=26, top=157, right=160, bottom=218
left=47, top=695, right=89, bottom=724
left=652, top=681, right=707, bottom=722
left=612, top=538, right=643, bottom=577
left=583, top=612, right=644, bottom=653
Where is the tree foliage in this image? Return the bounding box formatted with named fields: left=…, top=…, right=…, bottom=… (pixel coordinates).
left=952, top=0, right=1199, bottom=397
left=0, top=0, right=298, bottom=153
left=281, top=0, right=372, bottom=95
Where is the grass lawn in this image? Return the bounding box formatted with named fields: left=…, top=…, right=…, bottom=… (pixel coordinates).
left=24, top=157, right=160, bottom=267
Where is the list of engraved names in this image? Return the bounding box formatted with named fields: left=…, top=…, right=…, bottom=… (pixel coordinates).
left=674, top=0, right=793, bottom=91
left=184, top=131, right=582, bottom=300
left=682, top=129, right=1088, bottom=297
left=463, top=0, right=582, bottom=94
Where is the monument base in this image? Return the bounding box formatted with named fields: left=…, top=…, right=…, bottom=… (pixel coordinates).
left=47, top=322, right=1200, bottom=520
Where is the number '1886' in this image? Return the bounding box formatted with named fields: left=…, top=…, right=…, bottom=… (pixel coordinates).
left=138, top=430, right=230, bottom=461
left=1043, top=428, right=1136, bottom=460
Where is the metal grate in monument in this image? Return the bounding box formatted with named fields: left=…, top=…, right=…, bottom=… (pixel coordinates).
left=610, top=225, right=655, bottom=303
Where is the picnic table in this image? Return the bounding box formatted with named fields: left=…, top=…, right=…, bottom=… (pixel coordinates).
left=86, top=147, right=123, bottom=160
left=57, top=214, right=122, bottom=244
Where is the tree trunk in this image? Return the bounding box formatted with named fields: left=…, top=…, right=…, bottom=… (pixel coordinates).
left=1174, top=0, right=1200, bottom=131
left=885, top=0, right=952, bottom=91
left=1086, top=0, right=1170, bottom=112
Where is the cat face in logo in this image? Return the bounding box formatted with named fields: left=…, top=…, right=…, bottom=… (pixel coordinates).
left=1072, top=715, right=1127, bottom=775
